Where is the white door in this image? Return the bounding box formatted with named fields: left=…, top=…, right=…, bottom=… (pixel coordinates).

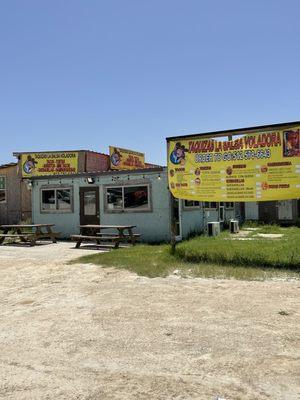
left=278, top=200, right=293, bottom=220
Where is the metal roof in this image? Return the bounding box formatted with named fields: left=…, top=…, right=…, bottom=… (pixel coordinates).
left=0, top=162, right=17, bottom=169
left=13, top=150, right=108, bottom=157
left=28, top=166, right=166, bottom=180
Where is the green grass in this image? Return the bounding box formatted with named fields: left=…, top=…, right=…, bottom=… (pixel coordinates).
left=71, top=225, right=300, bottom=281
left=242, top=220, right=283, bottom=233
left=176, top=227, right=300, bottom=269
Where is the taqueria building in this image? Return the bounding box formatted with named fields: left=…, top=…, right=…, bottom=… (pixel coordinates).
left=29, top=168, right=240, bottom=242
left=10, top=121, right=300, bottom=240
left=5, top=149, right=110, bottom=225
left=23, top=149, right=241, bottom=242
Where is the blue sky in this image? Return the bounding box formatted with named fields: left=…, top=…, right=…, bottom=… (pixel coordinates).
left=1, top=0, right=299, bottom=165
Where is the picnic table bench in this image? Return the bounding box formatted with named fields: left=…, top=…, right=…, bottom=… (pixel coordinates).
left=71, top=225, right=140, bottom=249
left=0, top=224, right=60, bottom=246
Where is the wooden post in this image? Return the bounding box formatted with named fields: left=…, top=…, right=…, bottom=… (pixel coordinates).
left=170, top=194, right=178, bottom=254
left=170, top=218, right=177, bottom=254
left=167, top=140, right=177, bottom=254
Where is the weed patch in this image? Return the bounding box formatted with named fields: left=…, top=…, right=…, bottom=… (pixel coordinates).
left=71, top=226, right=300, bottom=280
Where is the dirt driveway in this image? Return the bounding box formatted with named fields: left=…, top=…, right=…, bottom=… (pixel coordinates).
left=0, top=242, right=299, bottom=400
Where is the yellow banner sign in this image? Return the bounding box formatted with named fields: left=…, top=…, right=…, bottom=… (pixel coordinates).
left=21, top=152, right=78, bottom=177
left=109, top=146, right=145, bottom=170
left=168, top=127, right=300, bottom=201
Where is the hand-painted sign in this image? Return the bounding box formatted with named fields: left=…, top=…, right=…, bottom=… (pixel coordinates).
left=109, top=146, right=145, bottom=170
left=167, top=126, right=300, bottom=201
left=21, top=152, right=78, bottom=177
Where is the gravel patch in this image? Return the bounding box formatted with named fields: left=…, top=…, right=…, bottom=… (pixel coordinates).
left=0, top=242, right=299, bottom=399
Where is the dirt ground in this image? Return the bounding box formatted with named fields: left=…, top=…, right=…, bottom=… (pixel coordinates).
left=0, top=242, right=299, bottom=400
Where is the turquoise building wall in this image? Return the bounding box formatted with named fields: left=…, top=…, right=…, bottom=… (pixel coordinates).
left=31, top=169, right=239, bottom=242
left=31, top=170, right=173, bottom=242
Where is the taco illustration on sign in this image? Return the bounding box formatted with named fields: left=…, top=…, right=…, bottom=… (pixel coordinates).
left=261, top=165, right=268, bottom=173
left=226, top=166, right=233, bottom=175
left=261, top=182, right=269, bottom=190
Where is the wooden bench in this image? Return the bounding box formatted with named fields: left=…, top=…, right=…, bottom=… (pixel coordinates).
left=35, top=232, right=61, bottom=242
left=74, top=225, right=140, bottom=249
left=0, top=224, right=60, bottom=246
left=71, top=235, right=120, bottom=249
left=0, top=233, right=36, bottom=246
left=97, top=233, right=141, bottom=240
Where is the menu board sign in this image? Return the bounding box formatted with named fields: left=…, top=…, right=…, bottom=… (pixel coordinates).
left=168, top=127, right=300, bottom=201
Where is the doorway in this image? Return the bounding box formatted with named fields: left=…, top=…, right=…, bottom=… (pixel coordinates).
left=218, top=202, right=225, bottom=222
left=258, top=201, right=277, bottom=223
left=79, top=187, right=100, bottom=225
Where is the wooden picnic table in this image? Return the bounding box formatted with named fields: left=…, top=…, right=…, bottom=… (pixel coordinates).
left=71, top=225, right=140, bottom=249
left=0, top=224, right=60, bottom=246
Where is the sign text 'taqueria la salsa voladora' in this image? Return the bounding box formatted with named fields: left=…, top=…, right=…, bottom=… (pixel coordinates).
left=168, top=126, right=300, bottom=202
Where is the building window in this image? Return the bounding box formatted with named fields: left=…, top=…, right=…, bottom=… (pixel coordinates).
left=41, top=188, right=72, bottom=212
left=106, top=185, right=151, bottom=212
left=204, top=202, right=217, bottom=209
left=107, top=187, right=123, bottom=210
left=0, top=176, right=6, bottom=203
left=225, top=202, right=234, bottom=209
left=184, top=200, right=200, bottom=208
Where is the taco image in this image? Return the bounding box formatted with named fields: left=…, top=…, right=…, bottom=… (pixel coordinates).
left=226, top=166, right=233, bottom=175
left=261, top=165, right=268, bottom=173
